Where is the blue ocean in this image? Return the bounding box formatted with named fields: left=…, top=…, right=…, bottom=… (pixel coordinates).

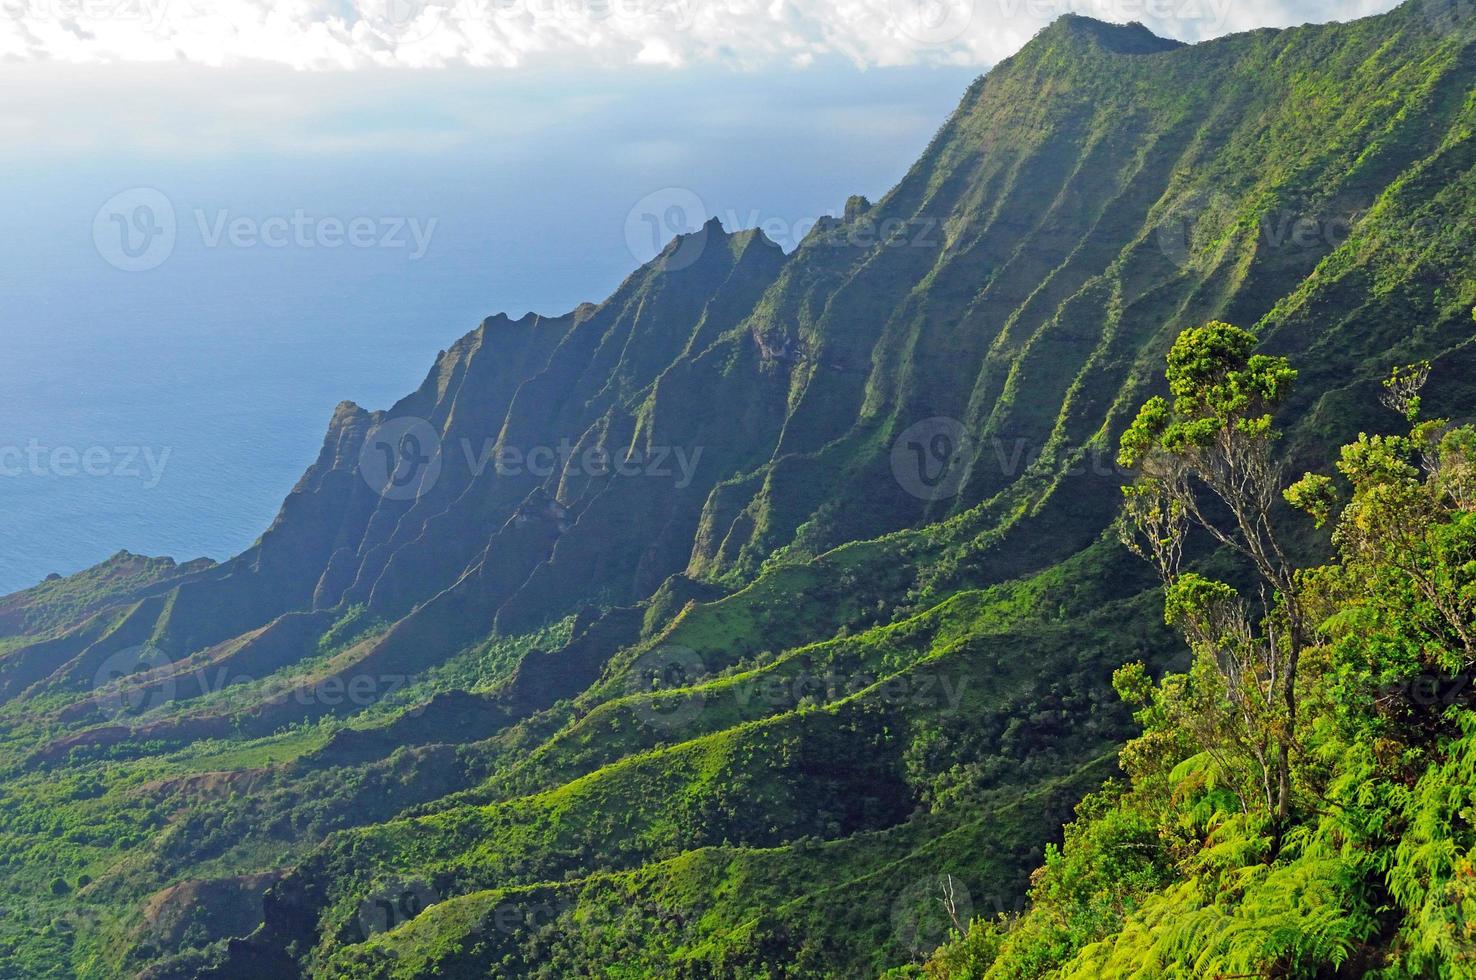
left=0, top=66, right=973, bottom=596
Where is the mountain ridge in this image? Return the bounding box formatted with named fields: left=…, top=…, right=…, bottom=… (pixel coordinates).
left=2, top=2, right=1476, bottom=976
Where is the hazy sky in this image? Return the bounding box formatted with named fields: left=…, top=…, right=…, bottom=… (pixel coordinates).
left=0, top=0, right=1408, bottom=173
left=0, top=0, right=1411, bottom=593
left=0, top=59, right=987, bottom=593
left=3, top=0, right=1402, bottom=71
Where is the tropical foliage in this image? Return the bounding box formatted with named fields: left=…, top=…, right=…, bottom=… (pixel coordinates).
left=2, top=3, right=1476, bottom=977
left=927, top=322, right=1476, bottom=978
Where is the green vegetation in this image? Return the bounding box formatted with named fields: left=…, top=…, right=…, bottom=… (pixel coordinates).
left=2, top=3, right=1475, bottom=977
left=924, top=327, right=1476, bottom=977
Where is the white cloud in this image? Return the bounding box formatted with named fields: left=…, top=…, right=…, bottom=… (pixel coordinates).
left=0, top=0, right=1403, bottom=70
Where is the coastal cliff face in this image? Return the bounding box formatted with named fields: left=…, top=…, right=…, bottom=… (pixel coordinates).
left=2, top=3, right=1476, bottom=977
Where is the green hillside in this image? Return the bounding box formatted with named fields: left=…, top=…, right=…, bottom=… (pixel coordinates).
left=2, top=2, right=1475, bottom=977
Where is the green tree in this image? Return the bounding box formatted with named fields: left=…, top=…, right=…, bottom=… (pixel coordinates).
left=1117, top=321, right=1303, bottom=830
left=926, top=353, right=1476, bottom=977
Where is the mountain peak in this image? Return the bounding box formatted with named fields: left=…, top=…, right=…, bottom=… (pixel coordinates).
left=13, top=4, right=1476, bottom=977
left=1038, top=14, right=1185, bottom=54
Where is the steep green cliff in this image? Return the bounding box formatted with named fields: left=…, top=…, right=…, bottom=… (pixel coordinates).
left=2, top=2, right=1475, bottom=976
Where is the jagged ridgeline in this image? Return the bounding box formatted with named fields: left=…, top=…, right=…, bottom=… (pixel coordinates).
left=2, top=1, right=1475, bottom=977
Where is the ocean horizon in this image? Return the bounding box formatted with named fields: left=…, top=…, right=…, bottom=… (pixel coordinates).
left=0, top=65, right=973, bottom=596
